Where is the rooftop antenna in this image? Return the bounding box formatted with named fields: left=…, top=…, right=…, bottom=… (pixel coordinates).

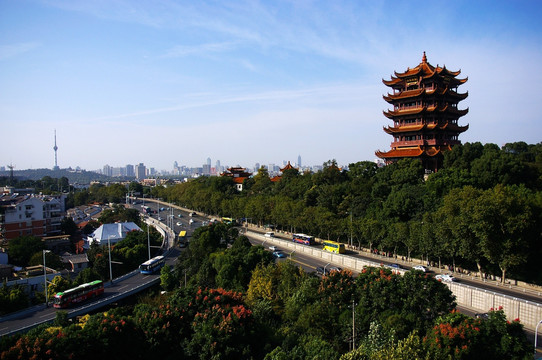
left=53, top=129, right=59, bottom=171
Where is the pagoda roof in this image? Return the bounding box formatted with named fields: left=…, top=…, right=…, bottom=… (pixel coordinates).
left=382, top=52, right=467, bottom=88
left=383, top=105, right=469, bottom=119
left=383, top=87, right=468, bottom=103
left=221, top=166, right=252, bottom=178
left=375, top=144, right=452, bottom=159
left=280, top=161, right=297, bottom=172
left=383, top=122, right=469, bottom=134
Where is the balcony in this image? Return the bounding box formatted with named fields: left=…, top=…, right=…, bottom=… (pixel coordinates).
left=391, top=140, right=424, bottom=147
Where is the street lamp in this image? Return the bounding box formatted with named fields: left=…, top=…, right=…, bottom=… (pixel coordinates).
left=107, top=235, right=116, bottom=283
left=147, top=219, right=151, bottom=260
left=42, top=250, right=51, bottom=306
left=536, top=319, right=542, bottom=356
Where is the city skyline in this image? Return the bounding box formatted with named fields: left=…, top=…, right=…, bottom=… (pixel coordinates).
left=2, top=1, right=542, bottom=170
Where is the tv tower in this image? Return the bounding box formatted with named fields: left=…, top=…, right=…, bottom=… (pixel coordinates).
left=53, top=129, right=59, bottom=171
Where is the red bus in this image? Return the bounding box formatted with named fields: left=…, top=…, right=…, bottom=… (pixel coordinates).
left=292, top=233, right=314, bottom=245
left=53, top=280, right=104, bottom=308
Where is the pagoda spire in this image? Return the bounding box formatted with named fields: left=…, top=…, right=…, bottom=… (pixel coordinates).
left=422, top=51, right=427, bottom=63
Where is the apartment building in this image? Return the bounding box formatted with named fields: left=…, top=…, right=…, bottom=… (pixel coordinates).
left=0, top=192, right=66, bottom=241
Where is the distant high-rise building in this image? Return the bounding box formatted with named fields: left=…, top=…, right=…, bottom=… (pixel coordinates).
left=297, top=154, right=302, bottom=168
left=254, top=163, right=260, bottom=173
left=126, top=164, right=135, bottom=177
left=203, top=164, right=211, bottom=175
left=135, top=163, right=146, bottom=180
left=103, top=164, right=112, bottom=177
left=207, top=157, right=211, bottom=166
left=215, top=160, right=221, bottom=174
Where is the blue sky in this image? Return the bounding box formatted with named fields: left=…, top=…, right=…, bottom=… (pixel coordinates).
left=1, top=0, right=541, bottom=172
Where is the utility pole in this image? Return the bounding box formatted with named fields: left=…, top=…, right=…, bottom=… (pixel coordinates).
left=352, top=299, right=356, bottom=350
left=147, top=220, right=151, bottom=260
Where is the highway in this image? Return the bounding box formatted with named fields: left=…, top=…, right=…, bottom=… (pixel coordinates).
left=245, top=227, right=542, bottom=304
left=0, top=202, right=200, bottom=338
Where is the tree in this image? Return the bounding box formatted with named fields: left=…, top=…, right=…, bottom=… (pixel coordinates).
left=472, top=185, right=537, bottom=283
left=47, top=276, right=72, bottom=301
left=29, top=251, right=63, bottom=270
left=160, top=264, right=176, bottom=291
left=439, top=186, right=486, bottom=277
left=251, top=166, right=273, bottom=194
left=60, top=217, right=78, bottom=236
left=7, top=235, right=44, bottom=266
left=0, top=283, right=29, bottom=315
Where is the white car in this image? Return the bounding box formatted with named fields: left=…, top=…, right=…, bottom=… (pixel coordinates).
left=189, top=219, right=195, bottom=224
left=269, top=246, right=278, bottom=251
left=435, top=274, right=456, bottom=282
left=413, top=265, right=427, bottom=272
left=264, top=232, right=275, bottom=238
left=176, top=221, right=182, bottom=226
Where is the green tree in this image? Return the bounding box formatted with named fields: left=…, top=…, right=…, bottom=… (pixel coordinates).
left=60, top=217, right=78, bottom=236
left=47, top=275, right=72, bottom=301
left=472, top=185, right=537, bottom=283
left=160, top=264, right=176, bottom=291
left=7, top=235, right=44, bottom=266
left=0, top=283, right=29, bottom=315
left=29, top=250, right=64, bottom=270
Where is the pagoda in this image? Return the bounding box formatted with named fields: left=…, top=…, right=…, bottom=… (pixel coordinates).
left=221, top=167, right=252, bottom=191
left=375, top=52, right=469, bottom=172
left=271, top=161, right=298, bottom=182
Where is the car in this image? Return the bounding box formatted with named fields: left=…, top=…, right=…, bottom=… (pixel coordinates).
left=179, top=242, right=187, bottom=248
left=315, top=266, right=341, bottom=275
left=413, top=265, right=427, bottom=272
left=177, top=214, right=183, bottom=218
left=189, top=219, right=195, bottom=224
left=157, top=217, right=163, bottom=221
left=189, top=212, right=196, bottom=217
left=475, top=313, right=489, bottom=320
left=389, top=263, right=402, bottom=269
left=159, top=207, right=165, bottom=211
left=264, top=232, right=275, bottom=238
left=272, top=251, right=286, bottom=258
left=176, top=221, right=182, bottom=226
left=269, top=245, right=278, bottom=251
left=316, top=266, right=326, bottom=275
left=435, top=274, right=456, bottom=282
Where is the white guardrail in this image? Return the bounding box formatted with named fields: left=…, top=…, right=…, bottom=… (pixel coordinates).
left=249, top=231, right=542, bottom=331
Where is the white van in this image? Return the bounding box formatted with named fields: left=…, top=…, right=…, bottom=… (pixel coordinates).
left=264, top=232, right=275, bottom=238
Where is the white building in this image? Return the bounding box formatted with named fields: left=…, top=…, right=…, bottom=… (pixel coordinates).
left=85, top=222, right=141, bottom=248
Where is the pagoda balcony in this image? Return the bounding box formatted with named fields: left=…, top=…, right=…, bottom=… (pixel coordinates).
left=392, top=139, right=463, bottom=148
left=391, top=140, right=425, bottom=147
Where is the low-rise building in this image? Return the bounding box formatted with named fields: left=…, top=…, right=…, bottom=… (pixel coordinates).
left=0, top=193, right=66, bottom=241
left=85, top=222, right=141, bottom=248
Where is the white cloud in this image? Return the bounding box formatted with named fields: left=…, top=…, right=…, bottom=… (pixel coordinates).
left=0, top=42, right=40, bottom=60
